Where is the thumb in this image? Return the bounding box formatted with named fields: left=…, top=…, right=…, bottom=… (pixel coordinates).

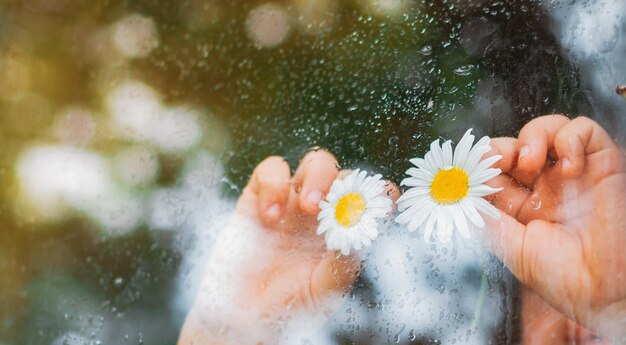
left=310, top=251, right=360, bottom=304
left=481, top=211, right=582, bottom=307
left=481, top=211, right=527, bottom=282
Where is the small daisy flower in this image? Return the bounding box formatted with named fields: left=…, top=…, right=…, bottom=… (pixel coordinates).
left=395, top=129, right=503, bottom=243
left=317, top=169, right=393, bottom=256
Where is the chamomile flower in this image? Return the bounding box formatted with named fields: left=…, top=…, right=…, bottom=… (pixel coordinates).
left=317, top=169, right=393, bottom=256
left=396, top=129, right=503, bottom=243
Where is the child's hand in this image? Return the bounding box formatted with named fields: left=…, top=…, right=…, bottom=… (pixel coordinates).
left=178, top=150, right=399, bottom=344
left=483, top=115, right=626, bottom=341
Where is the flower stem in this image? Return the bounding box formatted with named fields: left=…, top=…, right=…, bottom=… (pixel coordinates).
left=470, top=270, right=488, bottom=332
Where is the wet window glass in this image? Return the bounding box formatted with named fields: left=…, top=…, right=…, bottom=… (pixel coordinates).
left=1, top=0, right=625, bottom=344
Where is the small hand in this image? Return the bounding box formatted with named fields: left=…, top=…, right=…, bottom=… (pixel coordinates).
left=178, top=150, right=399, bottom=344
left=483, top=115, right=626, bottom=341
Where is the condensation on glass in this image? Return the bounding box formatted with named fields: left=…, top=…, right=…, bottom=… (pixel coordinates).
left=0, top=0, right=623, bottom=344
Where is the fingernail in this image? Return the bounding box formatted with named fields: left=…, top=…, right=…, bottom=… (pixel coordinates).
left=266, top=203, right=281, bottom=219
left=306, top=189, right=323, bottom=206
left=519, top=145, right=530, bottom=158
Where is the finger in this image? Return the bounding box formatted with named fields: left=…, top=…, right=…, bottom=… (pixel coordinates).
left=485, top=137, right=539, bottom=188
left=336, top=169, right=352, bottom=179
left=517, top=115, right=571, bottom=174
left=485, top=137, right=518, bottom=173
left=293, top=149, right=340, bottom=215
left=482, top=213, right=583, bottom=316
left=310, top=251, right=360, bottom=300
left=484, top=174, right=530, bottom=219
left=384, top=180, right=401, bottom=212
left=554, top=116, right=620, bottom=178
left=247, top=156, right=291, bottom=222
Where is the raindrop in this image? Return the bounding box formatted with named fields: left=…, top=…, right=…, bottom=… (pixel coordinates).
left=533, top=199, right=542, bottom=210
left=418, top=45, right=432, bottom=56
left=453, top=65, right=474, bottom=76
left=113, top=277, right=124, bottom=288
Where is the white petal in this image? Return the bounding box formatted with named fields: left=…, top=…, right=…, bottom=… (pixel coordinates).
left=326, top=231, right=339, bottom=250
left=407, top=202, right=434, bottom=232
left=341, top=235, right=350, bottom=255
left=423, top=210, right=437, bottom=243
left=396, top=194, right=430, bottom=213
left=460, top=198, right=485, bottom=228
left=470, top=154, right=502, bottom=175
left=470, top=168, right=501, bottom=186
left=361, top=235, right=372, bottom=248
left=360, top=217, right=379, bottom=239
left=442, top=140, right=453, bottom=167
left=351, top=170, right=365, bottom=191
left=396, top=186, right=429, bottom=203
left=350, top=231, right=360, bottom=251
left=317, top=218, right=335, bottom=235
left=451, top=204, right=470, bottom=238
left=400, top=177, right=431, bottom=187
left=406, top=167, right=434, bottom=181
left=462, top=138, right=491, bottom=171
left=395, top=208, right=413, bottom=224
left=367, top=196, right=392, bottom=209
left=425, top=150, right=442, bottom=171
left=453, top=129, right=474, bottom=167
left=362, top=175, right=384, bottom=198
left=317, top=207, right=334, bottom=221
left=435, top=208, right=453, bottom=243
left=410, top=157, right=437, bottom=175
left=329, top=180, right=345, bottom=198
left=473, top=197, right=501, bottom=220
left=468, top=184, right=503, bottom=198
left=343, top=172, right=355, bottom=192
left=430, top=139, right=445, bottom=168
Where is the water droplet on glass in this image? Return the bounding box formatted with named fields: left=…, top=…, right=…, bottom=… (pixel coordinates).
left=113, top=277, right=124, bottom=288
left=533, top=199, right=542, bottom=210
left=419, top=45, right=432, bottom=55
left=453, top=64, right=474, bottom=76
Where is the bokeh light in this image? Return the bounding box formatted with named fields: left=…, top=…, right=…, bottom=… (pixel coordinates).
left=246, top=3, right=291, bottom=48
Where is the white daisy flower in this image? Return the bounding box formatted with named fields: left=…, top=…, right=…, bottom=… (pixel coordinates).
left=317, top=169, right=393, bottom=256
left=395, top=129, right=503, bottom=243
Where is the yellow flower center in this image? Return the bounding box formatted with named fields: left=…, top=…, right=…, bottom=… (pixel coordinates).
left=430, top=167, right=469, bottom=204
left=335, top=192, right=366, bottom=227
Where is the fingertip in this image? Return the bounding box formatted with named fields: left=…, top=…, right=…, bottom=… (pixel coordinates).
left=488, top=137, right=518, bottom=172
left=299, top=188, right=324, bottom=215
left=517, top=115, right=571, bottom=173
left=384, top=180, right=401, bottom=211
left=253, top=156, right=291, bottom=223
left=294, top=149, right=340, bottom=215
left=517, top=144, right=545, bottom=173
left=558, top=133, right=585, bottom=178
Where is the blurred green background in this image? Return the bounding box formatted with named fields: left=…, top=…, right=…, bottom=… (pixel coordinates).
left=0, top=0, right=592, bottom=344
